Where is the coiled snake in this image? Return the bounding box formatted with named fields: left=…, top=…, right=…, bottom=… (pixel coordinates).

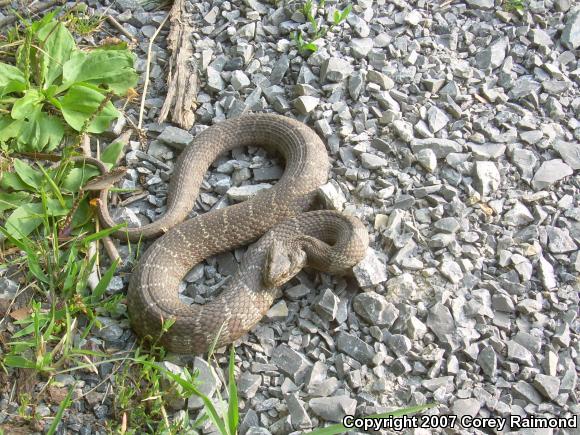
left=97, top=113, right=369, bottom=353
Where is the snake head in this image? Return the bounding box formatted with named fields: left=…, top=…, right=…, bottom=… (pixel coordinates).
left=263, top=240, right=307, bottom=287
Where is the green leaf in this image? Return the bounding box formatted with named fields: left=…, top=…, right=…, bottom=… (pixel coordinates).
left=340, top=5, right=352, bottom=22
left=13, top=158, right=43, bottom=189
left=3, top=355, right=37, bottom=369
left=0, top=171, right=30, bottom=191
left=36, top=21, right=75, bottom=88
left=304, top=42, right=318, bottom=52
left=59, top=84, right=119, bottom=133
left=61, top=167, right=100, bottom=192
left=227, top=347, right=239, bottom=434
left=5, top=199, right=68, bottom=239
left=81, top=223, right=126, bottom=245
left=4, top=203, right=44, bottom=238
left=61, top=49, right=138, bottom=95
left=0, top=191, right=31, bottom=212
left=12, top=109, right=65, bottom=151
left=90, top=259, right=119, bottom=304
left=0, top=63, right=27, bottom=96
left=101, top=141, right=124, bottom=166
left=11, top=89, right=44, bottom=120
left=37, top=164, right=66, bottom=209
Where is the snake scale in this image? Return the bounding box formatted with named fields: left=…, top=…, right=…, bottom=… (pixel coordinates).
left=96, top=113, right=369, bottom=353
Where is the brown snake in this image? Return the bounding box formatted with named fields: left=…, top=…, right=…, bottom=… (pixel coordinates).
left=94, top=113, right=369, bottom=353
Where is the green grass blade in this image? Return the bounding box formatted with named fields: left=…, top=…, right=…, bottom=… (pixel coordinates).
left=3, top=355, right=37, bottom=369
left=46, top=385, right=74, bottom=435
left=227, top=346, right=239, bottom=434
left=36, top=163, right=66, bottom=209
left=305, top=403, right=437, bottom=435
left=82, top=222, right=126, bottom=245
left=146, top=362, right=228, bottom=434
left=90, top=258, right=119, bottom=303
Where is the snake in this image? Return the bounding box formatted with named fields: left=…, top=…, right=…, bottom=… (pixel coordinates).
left=94, top=113, right=369, bottom=354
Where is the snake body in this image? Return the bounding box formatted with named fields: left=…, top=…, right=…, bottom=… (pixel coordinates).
left=97, top=114, right=369, bottom=353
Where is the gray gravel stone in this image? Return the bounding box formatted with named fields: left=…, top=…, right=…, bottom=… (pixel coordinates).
left=188, top=358, right=219, bottom=410
left=286, top=393, right=311, bottom=430
left=293, top=96, right=319, bottom=115
left=353, top=291, right=399, bottom=328
left=475, top=37, right=508, bottom=70
left=427, top=303, right=455, bottom=342
left=353, top=248, right=388, bottom=287
left=157, top=126, right=193, bottom=150
left=320, top=58, right=353, bottom=83
left=427, top=106, right=449, bottom=133
left=452, top=398, right=481, bottom=418
left=336, top=332, right=374, bottom=365
left=466, top=0, right=494, bottom=8
left=477, top=346, right=497, bottom=377
left=553, top=140, right=580, bottom=170
left=473, top=161, right=501, bottom=196
left=313, top=288, right=339, bottom=321
left=238, top=372, right=262, bottom=399
left=507, top=340, right=534, bottom=366
left=308, top=396, right=356, bottom=422
left=547, top=227, right=577, bottom=253
left=561, top=10, right=580, bottom=49
left=533, top=374, right=560, bottom=401
left=512, top=381, right=543, bottom=405
left=360, top=153, right=388, bottom=170
left=272, top=344, right=312, bottom=384
left=410, top=138, right=462, bottom=158
left=532, top=159, right=573, bottom=189
left=350, top=38, right=374, bottom=59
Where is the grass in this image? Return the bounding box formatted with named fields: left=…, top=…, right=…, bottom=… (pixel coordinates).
left=291, top=0, right=352, bottom=55
left=502, top=0, right=527, bottom=12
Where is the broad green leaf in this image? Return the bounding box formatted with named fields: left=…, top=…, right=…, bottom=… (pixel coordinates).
left=5, top=199, right=68, bottom=239
left=13, top=158, right=43, bottom=189
left=0, top=118, right=23, bottom=143
left=36, top=21, right=75, bottom=88
left=0, top=62, right=27, bottom=96
left=12, top=108, right=65, bottom=151
left=0, top=191, right=31, bottom=212
left=101, top=141, right=124, bottom=166
left=61, top=167, right=100, bottom=192
left=61, top=49, right=138, bottom=95
left=0, top=171, right=30, bottom=191
left=11, top=89, right=44, bottom=120
left=4, top=203, right=45, bottom=238
left=59, top=84, right=119, bottom=133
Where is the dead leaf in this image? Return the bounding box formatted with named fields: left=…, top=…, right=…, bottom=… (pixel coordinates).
left=9, top=306, right=30, bottom=321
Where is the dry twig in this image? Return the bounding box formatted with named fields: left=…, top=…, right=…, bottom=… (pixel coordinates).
left=138, top=13, right=170, bottom=129
left=157, top=0, right=199, bottom=129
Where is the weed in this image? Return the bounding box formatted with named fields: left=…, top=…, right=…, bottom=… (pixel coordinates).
left=291, top=0, right=352, bottom=55
left=503, top=0, right=527, bottom=12
left=0, top=10, right=137, bottom=152
left=65, top=11, right=104, bottom=36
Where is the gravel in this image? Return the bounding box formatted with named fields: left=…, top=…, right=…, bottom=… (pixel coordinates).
left=2, top=0, right=578, bottom=432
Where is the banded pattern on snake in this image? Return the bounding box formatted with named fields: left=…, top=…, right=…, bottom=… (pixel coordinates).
left=97, top=113, right=369, bottom=353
